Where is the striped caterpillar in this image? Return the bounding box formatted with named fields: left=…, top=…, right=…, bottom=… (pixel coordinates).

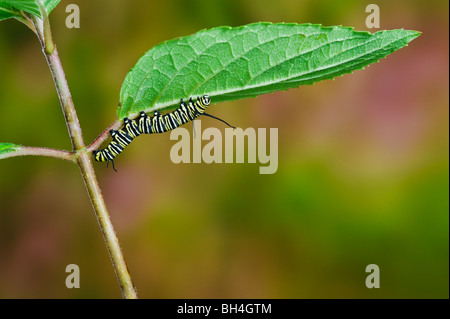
left=93, top=95, right=233, bottom=170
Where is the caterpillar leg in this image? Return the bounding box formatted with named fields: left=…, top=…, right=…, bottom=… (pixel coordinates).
left=106, top=159, right=117, bottom=172
left=93, top=149, right=118, bottom=172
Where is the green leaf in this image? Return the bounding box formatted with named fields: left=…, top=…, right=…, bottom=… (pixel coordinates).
left=0, top=0, right=60, bottom=21
left=1, top=0, right=40, bottom=17
left=118, top=23, right=420, bottom=120
left=0, top=2, right=17, bottom=21
left=0, top=143, right=20, bottom=157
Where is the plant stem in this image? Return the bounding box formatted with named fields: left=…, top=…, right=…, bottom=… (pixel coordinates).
left=77, top=151, right=137, bottom=298
left=32, top=15, right=82, bottom=150
left=31, top=12, right=138, bottom=298
left=35, top=0, right=54, bottom=54
left=0, top=146, right=74, bottom=161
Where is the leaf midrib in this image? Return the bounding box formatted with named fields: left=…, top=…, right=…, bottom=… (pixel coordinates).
left=0, top=6, right=15, bottom=15
left=183, top=33, right=376, bottom=99
left=138, top=31, right=408, bottom=113
left=129, top=27, right=340, bottom=111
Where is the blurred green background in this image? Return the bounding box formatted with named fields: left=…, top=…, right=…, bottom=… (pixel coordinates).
left=0, top=0, right=448, bottom=298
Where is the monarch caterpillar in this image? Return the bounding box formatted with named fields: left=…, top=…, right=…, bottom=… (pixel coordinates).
left=93, top=95, right=233, bottom=171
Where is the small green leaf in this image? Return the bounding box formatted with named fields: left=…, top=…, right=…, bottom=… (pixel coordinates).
left=0, top=143, right=20, bottom=157
left=0, top=0, right=60, bottom=21
left=118, top=23, right=420, bottom=120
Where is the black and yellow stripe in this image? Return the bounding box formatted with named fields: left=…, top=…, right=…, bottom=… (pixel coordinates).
left=93, top=95, right=232, bottom=171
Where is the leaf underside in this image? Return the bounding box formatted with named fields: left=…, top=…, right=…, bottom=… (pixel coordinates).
left=0, top=0, right=60, bottom=21
left=118, top=22, right=420, bottom=120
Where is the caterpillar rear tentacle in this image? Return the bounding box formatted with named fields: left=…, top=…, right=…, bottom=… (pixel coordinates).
left=93, top=95, right=234, bottom=170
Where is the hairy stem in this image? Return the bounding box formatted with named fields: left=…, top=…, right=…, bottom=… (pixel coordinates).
left=36, top=0, right=54, bottom=54
left=32, top=15, right=82, bottom=150
left=0, top=146, right=74, bottom=161
left=31, top=12, right=137, bottom=298
left=77, top=151, right=137, bottom=298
